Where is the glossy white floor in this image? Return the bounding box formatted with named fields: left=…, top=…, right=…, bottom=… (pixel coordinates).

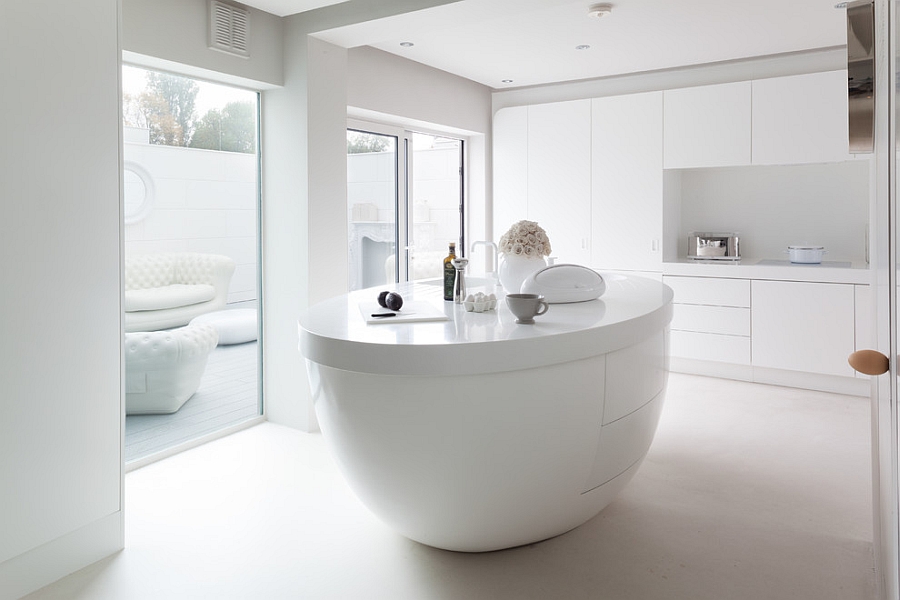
left=26, top=373, right=875, bottom=600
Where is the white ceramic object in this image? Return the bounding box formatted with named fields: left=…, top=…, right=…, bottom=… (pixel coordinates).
left=463, top=292, right=496, bottom=312
left=299, top=275, right=673, bottom=552
left=520, top=264, right=606, bottom=303
left=787, top=245, right=827, bottom=264
left=497, top=254, right=547, bottom=294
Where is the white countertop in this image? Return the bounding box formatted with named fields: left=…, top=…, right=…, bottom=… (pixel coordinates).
left=298, top=275, right=673, bottom=376
left=662, top=258, right=871, bottom=285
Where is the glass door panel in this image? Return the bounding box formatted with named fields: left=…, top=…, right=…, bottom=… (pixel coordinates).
left=347, top=129, right=399, bottom=290
left=409, top=133, right=463, bottom=281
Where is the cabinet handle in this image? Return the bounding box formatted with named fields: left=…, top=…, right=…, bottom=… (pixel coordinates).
left=848, top=349, right=889, bottom=376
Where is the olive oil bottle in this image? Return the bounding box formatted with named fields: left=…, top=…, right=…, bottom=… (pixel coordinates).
left=443, top=242, right=457, bottom=301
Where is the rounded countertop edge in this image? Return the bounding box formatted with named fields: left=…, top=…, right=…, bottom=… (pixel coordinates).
left=299, top=277, right=674, bottom=377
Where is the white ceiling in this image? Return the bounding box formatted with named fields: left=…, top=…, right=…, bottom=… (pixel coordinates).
left=241, top=0, right=848, bottom=89
left=240, top=0, right=344, bottom=17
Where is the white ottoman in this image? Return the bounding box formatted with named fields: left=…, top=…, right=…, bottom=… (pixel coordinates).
left=190, top=308, right=258, bottom=345
left=125, top=324, right=219, bottom=415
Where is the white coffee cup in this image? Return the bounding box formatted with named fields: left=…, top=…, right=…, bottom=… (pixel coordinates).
left=506, top=293, right=550, bottom=324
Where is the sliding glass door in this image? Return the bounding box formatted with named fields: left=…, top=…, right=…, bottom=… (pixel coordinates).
left=347, top=123, right=464, bottom=290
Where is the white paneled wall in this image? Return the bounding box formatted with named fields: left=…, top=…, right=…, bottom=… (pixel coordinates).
left=124, top=130, right=258, bottom=303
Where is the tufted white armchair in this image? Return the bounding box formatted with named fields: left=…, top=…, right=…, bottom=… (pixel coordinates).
left=124, top=253, right=236, bottom=332
left=125, top=323, right=219, bottom=414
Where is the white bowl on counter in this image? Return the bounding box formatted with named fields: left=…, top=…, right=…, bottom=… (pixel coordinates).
left=787, top=245, right=827, bottom=264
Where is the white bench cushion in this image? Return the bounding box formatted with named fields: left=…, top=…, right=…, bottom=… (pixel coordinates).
left=125, top=284, right=216, bottom=312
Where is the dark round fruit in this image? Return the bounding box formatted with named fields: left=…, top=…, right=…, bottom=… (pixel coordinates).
left=385, top=292, right=403, bottom=311
left=377, top=290, right=390, bottom=308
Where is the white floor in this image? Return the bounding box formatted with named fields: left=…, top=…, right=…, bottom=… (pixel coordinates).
left=26, top=373, right=875, bottom=600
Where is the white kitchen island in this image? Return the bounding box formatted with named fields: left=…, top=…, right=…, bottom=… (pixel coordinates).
left=299, top=274, right=673, bottom=551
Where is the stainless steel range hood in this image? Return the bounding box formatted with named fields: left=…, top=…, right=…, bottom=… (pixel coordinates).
left=847, top=0, right=875, bottom=153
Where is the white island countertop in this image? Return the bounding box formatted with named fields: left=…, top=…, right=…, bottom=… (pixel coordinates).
left=299, top=275, right=673, bottom=377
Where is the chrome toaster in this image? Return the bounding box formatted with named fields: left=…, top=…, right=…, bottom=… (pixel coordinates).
left=687, top=232, right=740, bottom=261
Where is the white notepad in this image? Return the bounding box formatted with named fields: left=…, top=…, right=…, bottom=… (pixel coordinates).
left=359, top=300, right=450, bottom=324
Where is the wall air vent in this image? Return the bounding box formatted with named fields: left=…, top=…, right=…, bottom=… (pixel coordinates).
left=209, top=0, right=250, bottom=58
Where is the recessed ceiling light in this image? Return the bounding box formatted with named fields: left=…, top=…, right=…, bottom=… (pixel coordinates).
left=501, top=79, right=514, bottom=83
left=400, top=41, right=414, bottom=47
left=587, top=3, right=613, bottom=18
left=576, top=44, right=591, bottom=50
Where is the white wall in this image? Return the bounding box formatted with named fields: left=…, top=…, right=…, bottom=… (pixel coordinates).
left=0, top=1, right=123, bottom=598
left=122, top=0, right=283, bottom=88
left=124, top=135, right=258, bottom=303
left=675, top=162, right=870, bottom=262
left=346, top=45, right=493, bottom=268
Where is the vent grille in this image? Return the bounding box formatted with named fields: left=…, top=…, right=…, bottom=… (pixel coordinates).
left=209, top=0, right=250, bottom=58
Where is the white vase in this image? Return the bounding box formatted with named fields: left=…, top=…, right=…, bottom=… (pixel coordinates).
left=498, top=254, right=546, bottom=294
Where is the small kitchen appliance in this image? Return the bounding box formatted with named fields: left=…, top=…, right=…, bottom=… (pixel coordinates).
left=687, top=232, right=740, bottom=261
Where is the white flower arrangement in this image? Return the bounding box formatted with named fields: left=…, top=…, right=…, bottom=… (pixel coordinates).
left=498, top=220, right=552, bottom=259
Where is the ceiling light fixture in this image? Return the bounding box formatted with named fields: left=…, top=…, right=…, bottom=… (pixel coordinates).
left=501, top=79, right=514, bottom=83
left=576, top=44, right=591, bottom=50
left=400, top=41, right=414, bottom=47
left=587, top=3, right=613, bottom=18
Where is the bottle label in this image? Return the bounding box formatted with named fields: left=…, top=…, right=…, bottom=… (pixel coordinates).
left=444, top=262, right=455, bottom=300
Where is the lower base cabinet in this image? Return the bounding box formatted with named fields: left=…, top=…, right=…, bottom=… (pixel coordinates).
left=665, top=275, right=863, bottom=382
left=750, top=280, right=856, bottom=377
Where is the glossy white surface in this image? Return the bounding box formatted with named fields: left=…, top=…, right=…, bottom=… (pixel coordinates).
left=300, top=275, right=673, bottom=376
left=521, top=264, right=606, bottom=303
left=299, top=275, right=673, bottom=551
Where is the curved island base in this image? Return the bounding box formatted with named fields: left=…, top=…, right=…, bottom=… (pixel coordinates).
left=300, top=275, right=673, bottom=552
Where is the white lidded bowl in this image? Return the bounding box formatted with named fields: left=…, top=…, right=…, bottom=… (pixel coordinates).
left=520, top=264, right=606, bottom=303
left=787, top=245, right=827, bottom=264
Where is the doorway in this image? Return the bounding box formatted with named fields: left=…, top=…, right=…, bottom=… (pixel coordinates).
left=121, top=65, right=263, bottom=466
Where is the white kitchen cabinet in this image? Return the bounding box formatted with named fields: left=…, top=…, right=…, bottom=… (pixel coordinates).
left=752, top=70, right=854, bottom=165
left=591, top=92, right=663, bottom=272
left=663, top=275, right=751, bottom=365
left=492, top=106, right=529, bottom=241
left=663, top=275, right=750, bottom=307
left=526, top=100, right=592, bottom=265
left=663, top=81, right=752, bottom=169
left=751, top=280, right=855, bottom=377
left=855, top=284, right=873, bottom=352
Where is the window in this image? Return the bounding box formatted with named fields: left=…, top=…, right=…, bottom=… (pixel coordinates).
left=122, top=65, right=262, bottom=466
left=347, top=123, right=464, bottom=290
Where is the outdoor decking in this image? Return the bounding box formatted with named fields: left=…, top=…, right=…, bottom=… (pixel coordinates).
left=125, top=341, right=260, bottom=464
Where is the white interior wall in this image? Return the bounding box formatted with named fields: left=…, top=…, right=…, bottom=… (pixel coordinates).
left=122, top=0, right=283, bottom=87
left=346, top=45, right=493, bottom=269
left=0, top=1, right=123, bottom=598
left=676, top=162, right=870, bottom=262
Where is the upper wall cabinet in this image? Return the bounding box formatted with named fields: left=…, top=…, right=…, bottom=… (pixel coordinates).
left=663, top=81, right=752, bottom=169
left=592, top=91, right=663, bottom=272
left=526, top=100, right=592, bottom=265
left=751, top=70, right=853, bottom=165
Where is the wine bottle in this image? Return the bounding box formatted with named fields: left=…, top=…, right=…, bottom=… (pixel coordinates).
left=443, top=242, right=457, bottom=301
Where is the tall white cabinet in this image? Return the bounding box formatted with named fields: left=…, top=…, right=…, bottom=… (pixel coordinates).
left=526, top=100, right=592, bottom=265
left=591, top=92, right=663, bottom=272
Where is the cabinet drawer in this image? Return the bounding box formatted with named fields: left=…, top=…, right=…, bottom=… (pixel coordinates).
left=670, top=330, right=751, bottom=364
left=663, top=276, right=750, bottom=307
left=671, top=304, right=750, bottom=336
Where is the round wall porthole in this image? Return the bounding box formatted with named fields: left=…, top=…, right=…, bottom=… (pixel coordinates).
left=123, top=161, right=155, bottom=224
